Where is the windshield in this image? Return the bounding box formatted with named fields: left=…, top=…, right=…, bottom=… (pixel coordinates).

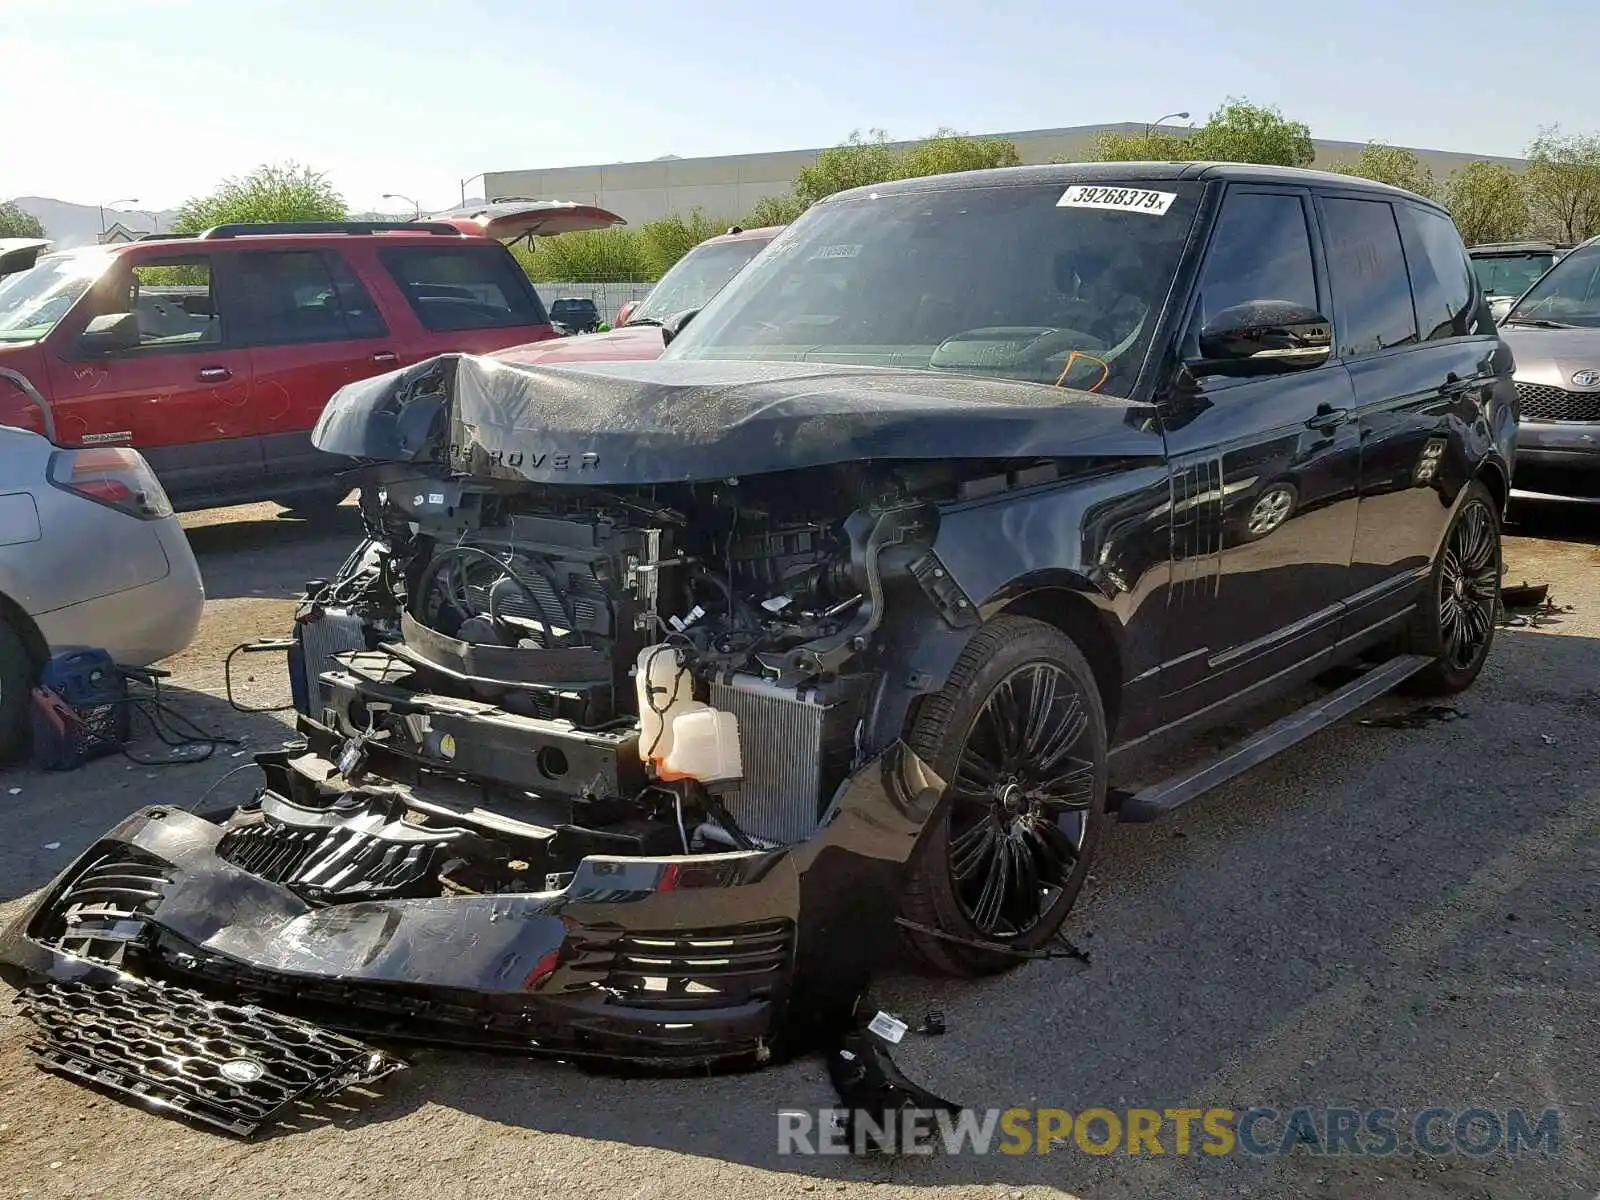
left=1505, top=245, right=1600, bottom=328
left=0, top=250, right=112, bottom=343
left=630, top=236, right=773, bottom=324
left=1473, top=253, right=1556, bottom=300
left=664, top=182, right=1203, bottom=396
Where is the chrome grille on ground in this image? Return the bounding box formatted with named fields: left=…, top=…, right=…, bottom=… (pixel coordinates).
left=32, top=846, right=172, bottom=966
left=216, top=793, right=465, bottom=903
left=19, top=978, right=405, bottom=1137
left=1516, top=382, right=1600, bottom=422
left=580, top=919, right=793, bottom=1011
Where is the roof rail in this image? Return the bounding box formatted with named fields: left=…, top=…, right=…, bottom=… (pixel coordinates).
left=197, top=221, right=463, bottom=239
left=135, top=232, right=193, bottom=241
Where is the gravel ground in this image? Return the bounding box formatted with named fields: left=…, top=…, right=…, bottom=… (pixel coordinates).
left=0, top=500, right=1595, bottom=1200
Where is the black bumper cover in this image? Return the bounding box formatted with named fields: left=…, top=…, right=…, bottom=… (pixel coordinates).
left=0, top=745, right=946, bottom=1087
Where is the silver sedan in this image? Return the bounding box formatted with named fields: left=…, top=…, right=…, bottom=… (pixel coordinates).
left=0, top=370, right=204, bottom=758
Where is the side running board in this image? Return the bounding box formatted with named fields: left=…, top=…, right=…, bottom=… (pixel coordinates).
left=1113, top=654, right=1432, bottom=823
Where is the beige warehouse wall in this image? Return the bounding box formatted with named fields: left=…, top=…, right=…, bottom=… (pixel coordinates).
left=484, top=124, right=1528, bottom=227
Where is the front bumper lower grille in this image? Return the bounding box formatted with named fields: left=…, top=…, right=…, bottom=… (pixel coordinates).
left=19, top=977, right=405, bottom=1137
left=583, top=918, right=794, bottom=1011
left=1517, top=382, right=1600, bottom=422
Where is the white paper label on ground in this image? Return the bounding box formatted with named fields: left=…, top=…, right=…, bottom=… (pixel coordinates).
left=1057, top=185, right=1177, bottom=215
left=867, top=1010, right=908, bottom=1044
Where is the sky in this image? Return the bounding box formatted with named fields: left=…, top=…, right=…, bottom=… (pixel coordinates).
left=2, top=0, right=1594, bottom=218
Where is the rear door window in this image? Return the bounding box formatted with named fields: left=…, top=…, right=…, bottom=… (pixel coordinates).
left=1319, top=198, right=1419, bottom=357
left=229, top=250, right=389, bottom=344
left=1397, top=206, right=1478, bottom=340
left=379, top=245, right=547, bottom=332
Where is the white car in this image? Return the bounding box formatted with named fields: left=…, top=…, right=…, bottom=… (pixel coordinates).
left=0, top=369, right=204, bottom=758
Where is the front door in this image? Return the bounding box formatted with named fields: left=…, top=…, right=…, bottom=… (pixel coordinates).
left=44, top=251, right=262, bottom=503
left=1158, top=186, right=1363, bottom=714
left=1316, top=195, right=1495, bottom=638
left=221, top=248, right=398, bottom=488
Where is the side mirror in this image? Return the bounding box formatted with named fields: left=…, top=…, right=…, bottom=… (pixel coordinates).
left=1189, top=301, right=1332, bottom=377
left=616, top=300, right=638, bottom=326
left=79, top=311, right=140, bottom=354
left=660, top=307, right=700, bottom=346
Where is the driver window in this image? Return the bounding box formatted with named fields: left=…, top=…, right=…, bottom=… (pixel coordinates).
left=96, top=256, right=221, bottom=350
left=1194, top=193, right=1318, bottom=334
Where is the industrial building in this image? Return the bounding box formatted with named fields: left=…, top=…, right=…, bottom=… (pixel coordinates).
left=483, top=121, right=1526, bottom=227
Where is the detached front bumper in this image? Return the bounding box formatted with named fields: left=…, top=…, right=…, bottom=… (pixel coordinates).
left=0, top=745, right=943, bottom=1082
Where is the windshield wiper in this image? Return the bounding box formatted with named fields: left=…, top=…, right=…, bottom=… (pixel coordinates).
left=1502, top=317, right=1578, bottom=329
left=622, top=317, right=664, bottom=327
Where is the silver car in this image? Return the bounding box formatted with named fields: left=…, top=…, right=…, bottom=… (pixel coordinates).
left=0, top=369, right=204, bottom=757
left=1497, top=236, right=1600, bottom=503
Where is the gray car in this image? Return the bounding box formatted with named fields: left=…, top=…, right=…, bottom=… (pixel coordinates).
left=1496, top=235, right=1600, bottom=503
left=0, top=369, right=204, bottom=757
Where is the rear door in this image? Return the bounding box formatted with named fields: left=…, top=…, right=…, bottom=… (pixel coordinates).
left=374, top=242, right=554, bottom=359
left=1159, top=185, right=1362, bottom=712
left=43, top=250, right=263, bottom=503
left=221, top=247, right=398, bottom=486
left=1319, top=195, right=1487, bottom=638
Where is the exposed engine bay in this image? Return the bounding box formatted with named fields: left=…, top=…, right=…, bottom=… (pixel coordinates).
left=264, top=458, right=977, bottom=896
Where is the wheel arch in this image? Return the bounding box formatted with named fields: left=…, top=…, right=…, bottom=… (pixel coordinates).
left=1475, top=456, right=1510, bottom=517
left=0, top=587, right=48, bottom=671
left=988, top=576, right=1126, bottom=741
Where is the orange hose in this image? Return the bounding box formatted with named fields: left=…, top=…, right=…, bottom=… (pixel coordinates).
left=1055, top=349, right=1111, bottom=392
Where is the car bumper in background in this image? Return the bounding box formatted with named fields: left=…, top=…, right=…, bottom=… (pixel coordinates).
left=1512, top=420, right=1600, bottom=502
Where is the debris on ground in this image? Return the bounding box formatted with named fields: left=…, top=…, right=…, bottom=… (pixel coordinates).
left=1501, top=581, right=1550, bottom=609
left=825, top=1031, right=964, bottom=1155
left=1358, top=705, right=1467, bottom=729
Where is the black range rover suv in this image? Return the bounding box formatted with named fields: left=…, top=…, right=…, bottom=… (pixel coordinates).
left=2, top=164, right=1517, bottom=1124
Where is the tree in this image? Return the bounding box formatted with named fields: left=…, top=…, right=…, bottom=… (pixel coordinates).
left=1442, top=162, right=1530, bottom=246
left=0, top=201, right=44, bottom=238
left=1329, top=142, right=1435, bottom=198
left=743, top=193, right=808, bottom=227
left=637, top=208, right=734, bottom=277
left=1083, top=129, right=1188, bottom=163
left=1521, top=126, right=1600, bottom=243
left=790, top=127, right=1023, bottom=209
left=1185, top=97, right=1315, bottom=167
left=897, top=127, right=1021, bottom=178
left=172, top=162, right=346, bottom=232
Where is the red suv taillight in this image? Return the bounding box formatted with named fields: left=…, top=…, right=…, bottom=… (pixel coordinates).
left=47, top=447, right=175, bottom=520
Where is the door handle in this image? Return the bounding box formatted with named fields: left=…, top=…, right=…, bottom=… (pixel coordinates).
left=1304, top=405, right=1351, bottom=432
left=197, top=366, right=232, bottom=382
left=371, top=351, right=398, bottom=365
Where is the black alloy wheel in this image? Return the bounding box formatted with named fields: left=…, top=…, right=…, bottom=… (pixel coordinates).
left=1404, top=479, right=1501, bottom=695
left=901, top=616, right=1109, bottom=976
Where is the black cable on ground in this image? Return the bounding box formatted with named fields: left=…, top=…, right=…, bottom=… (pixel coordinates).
left=118, top=695, right=242, bottom=765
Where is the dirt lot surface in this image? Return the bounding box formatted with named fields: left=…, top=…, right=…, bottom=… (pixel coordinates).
left=0, top=500, right=1596, bottom=1200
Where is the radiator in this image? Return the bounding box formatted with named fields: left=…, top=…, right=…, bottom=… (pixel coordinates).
left=294, top=608, right=367, bottom=717
left=709, top=674, right=862, bottom=845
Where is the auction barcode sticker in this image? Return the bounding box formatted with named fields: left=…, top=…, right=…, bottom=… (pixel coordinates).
left=1057, top=185, right=1176, bottom=215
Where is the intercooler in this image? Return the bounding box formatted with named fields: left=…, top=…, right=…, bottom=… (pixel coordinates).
left=709, top=675, right=865, bottom=845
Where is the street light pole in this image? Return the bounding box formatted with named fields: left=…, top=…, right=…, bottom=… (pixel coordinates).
left=99, top=197, right=139, bottom=237
left=383, top=193, right=421, bottom=219
left=1145, top=111, right=1191, bottom=138
left=460, top=173, right=486, bottom=207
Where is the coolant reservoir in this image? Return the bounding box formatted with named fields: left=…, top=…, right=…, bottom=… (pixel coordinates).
left=660, top=707, right=743, bottom=784
left=635, top=643, right=696, bottom=763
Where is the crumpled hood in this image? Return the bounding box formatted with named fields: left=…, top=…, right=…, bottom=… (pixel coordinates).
left=311, top=353, right=1152, bottom=485
left=1500, top=325, right=1600, bottom=388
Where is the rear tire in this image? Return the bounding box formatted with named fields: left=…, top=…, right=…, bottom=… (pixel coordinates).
left=1402, top=480, right=1501, bottom=695
left=900, top=615, right=1109, bottom=976
left=0, top=620, right=36, bottom=763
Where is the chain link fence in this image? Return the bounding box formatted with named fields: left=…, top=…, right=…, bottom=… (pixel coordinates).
left=530, top=281, right=655, bottom=326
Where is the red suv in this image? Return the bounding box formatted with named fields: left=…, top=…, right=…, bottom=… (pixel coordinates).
left=0, top=205, right=621, bottom=512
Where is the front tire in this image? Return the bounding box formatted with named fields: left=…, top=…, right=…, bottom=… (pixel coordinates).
left=900, top=616, right=1109, bottom=976
left=1403, top=480, right=1501, bottom=695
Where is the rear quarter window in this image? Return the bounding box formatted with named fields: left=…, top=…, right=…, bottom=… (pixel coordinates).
left=379, top=245, right=547, bottom=332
